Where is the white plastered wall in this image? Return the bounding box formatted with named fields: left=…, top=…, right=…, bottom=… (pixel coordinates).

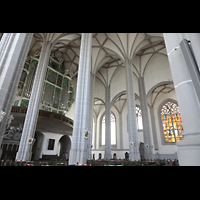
left=153, top=90, right=178, bottom=157
left=40, top=132, right=72, bottom=159
left=94, top=77, right=105, bottom=102
left=144, top=54, right=173, bottom=95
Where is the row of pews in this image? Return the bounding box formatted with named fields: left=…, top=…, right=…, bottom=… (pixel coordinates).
left=0, top=160, right=68, bottom=166
left=87, top=159, right=179, bottom=166
left=0, top=158, right=179, bottom=166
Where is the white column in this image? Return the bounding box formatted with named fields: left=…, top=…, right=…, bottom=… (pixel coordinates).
left=69, top=33, right=92, bottom=165
left=93, top=116, right=97, bottom=150
left=139, top=76, right=154, bottom=159
left=104, top=84, right=112, bottom=159
left=149, top=106, right=159, bottom=151
left=187, top=33, right=200, bottom=72
left=0, top=33, right=33, bottom=157
left=15, top=39, right=51, bottom=161
left=164, top=33, right=200, bottom=166
left=87, top=73, right=95, bottom=160
left=119, top=111, right=123, bottom=149
left=125, top=58, right=140, bottom=161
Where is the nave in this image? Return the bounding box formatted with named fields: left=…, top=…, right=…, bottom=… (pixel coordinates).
left=1, top=33, right=200, bottom=165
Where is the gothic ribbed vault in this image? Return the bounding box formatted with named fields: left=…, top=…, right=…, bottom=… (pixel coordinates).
left=29, top=33, right=165, bottom=82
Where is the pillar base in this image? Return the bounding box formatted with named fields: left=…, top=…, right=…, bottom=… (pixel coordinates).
left=177, top=133, right=200, bottom=166
left=145, top=147, right=155, bottom=160
left=69, top=148, right=87, bottom=165
left=15, top=150, right=32, bottom=161
left=104, top=149, right=112, bottom=159
left=178, top=146, right=200, bottom=166
left=129, top=151, right=140, bottom=161
left=68, top=149, right=77, bottom=165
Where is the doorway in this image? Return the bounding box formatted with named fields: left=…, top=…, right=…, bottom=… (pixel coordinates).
left=139, top=142, right=145, bottom=160
left=58, top=135, right=71, bottom=160
left=31, top=131, right=44, bottom=160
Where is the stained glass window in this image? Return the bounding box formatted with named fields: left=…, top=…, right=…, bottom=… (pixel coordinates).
left=161, top=101, right=184, bottom=143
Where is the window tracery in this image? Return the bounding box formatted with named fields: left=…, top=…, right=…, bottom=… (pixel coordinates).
left=161, top=101, right=184, bottom=143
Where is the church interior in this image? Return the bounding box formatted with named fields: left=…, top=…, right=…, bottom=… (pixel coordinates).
left=0, top=33, right=199, bottom=166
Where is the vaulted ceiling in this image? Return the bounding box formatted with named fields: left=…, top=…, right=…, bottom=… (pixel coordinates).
left=27, top=33, right=172, bottom=117
left=28, top=33, right=169, bottom=111
left=28, top=33, right=165, bottom=81
left=147, top=82, right=175, bottom=107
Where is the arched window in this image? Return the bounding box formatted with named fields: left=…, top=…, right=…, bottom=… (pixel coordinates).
left=102, top=113, right=116, bottom=145
left=136, top=106, right=143, bottom=130
left=161, top=101, right=184, bottom=143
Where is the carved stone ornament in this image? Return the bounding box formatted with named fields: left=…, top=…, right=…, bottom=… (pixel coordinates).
left=7, top=114, right=14, bottom=128
left=129, top=141, right=134, bottom=147
left=28, top=138, right=36, bottom=145
left=84, top=129, right=89, bottom=140
left=0, top=109, right=6, bottom=122
left=3, top=123, right=23, bottom=141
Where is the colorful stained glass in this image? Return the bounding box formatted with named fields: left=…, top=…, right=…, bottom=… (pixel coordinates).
left=161, top=102, right=184, bottom=143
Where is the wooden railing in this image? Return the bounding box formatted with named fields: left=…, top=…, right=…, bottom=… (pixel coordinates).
left=11, top=106, right=73, bottom=128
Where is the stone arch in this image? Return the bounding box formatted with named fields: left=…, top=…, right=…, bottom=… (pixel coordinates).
left=32, top=131, right=44, bottom=160
left=147, top=81, right=174, bottom=107
left=58, top=135, right=71, bottom=160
